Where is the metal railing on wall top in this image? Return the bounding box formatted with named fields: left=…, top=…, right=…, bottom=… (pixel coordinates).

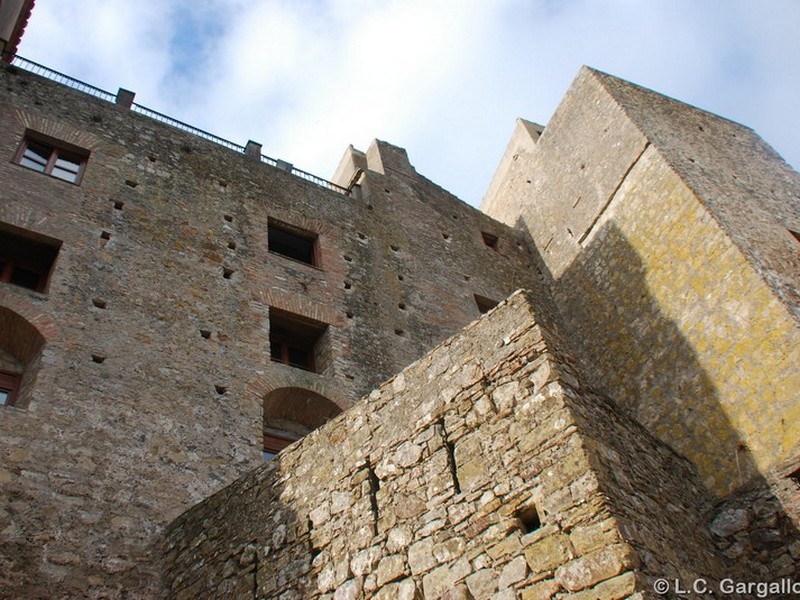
left=8, top=55, right=348, bottom=195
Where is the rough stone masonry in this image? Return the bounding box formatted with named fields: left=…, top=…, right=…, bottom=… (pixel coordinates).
left=163, top=291, right=730, bottom=598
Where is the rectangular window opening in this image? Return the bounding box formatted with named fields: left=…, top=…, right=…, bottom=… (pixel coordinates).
left=15, top=132, right=89, bottom=185
left=0, top=223, right=61, bottom=293
left=269, top=307, right=328, bottom=373
left=268, top=219, right=319, bottom=266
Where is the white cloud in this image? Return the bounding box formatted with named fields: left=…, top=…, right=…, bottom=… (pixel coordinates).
left=16, top=0, right=800, bottom=206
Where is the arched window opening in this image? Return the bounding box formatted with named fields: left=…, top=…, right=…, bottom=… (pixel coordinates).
left=0, top=306, right=45, bottom=408
left=262, top=387, right=342, bottom=460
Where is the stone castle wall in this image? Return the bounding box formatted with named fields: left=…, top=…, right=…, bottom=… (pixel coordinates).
left=164, top=291, right=728, bottom=599
left=482, top=67, right=800, bottom=496
left=0, top=62, right=537, bottom=597
left=2, top=56, right=799, bottom=598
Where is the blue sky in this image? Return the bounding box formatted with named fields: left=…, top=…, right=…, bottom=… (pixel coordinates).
left=17, top=0, right=800, bottom=206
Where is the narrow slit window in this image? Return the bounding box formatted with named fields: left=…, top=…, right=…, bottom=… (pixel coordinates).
left=268, top=219, right=318, bottom=266
left=15, top=133, right=89, bottom=184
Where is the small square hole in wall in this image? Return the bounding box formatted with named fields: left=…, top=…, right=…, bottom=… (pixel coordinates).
left=125, top=179, right=138, bottom=188
left=224, top=214, right=233, bottom=222
left=442, top=232, right=450, bottom=240
left=515, top=505, right=541, bottom=534
left=215, top=385, right=227, bottom=395
left=91, top=354, right=106, bottom=364
left=100, top=231, right=111, bottom=240
left=227, top=241, right=236, bottom=250
left=92, top=299, right=107, bottom=309
left=113, top=201, right=124, bottom=210
left=200, top=329, right=211, bottom=339
left=394, top=328, right=404, bottom=336
left=223, top=267, right=235, bottom=279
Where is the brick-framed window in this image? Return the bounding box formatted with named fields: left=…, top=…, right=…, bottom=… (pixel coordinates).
left=0, top=371, right=21, bottom=407
left=269, top=308, right=328, bottom=372
left=14, top=133, right=89, bottom=184
left=0, top=224, right=61, bottom=293
left=268, top=219, right=319, bottom=267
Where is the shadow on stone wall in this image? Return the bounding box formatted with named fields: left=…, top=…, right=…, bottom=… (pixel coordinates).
left=527, top=217, right=799, bottom=579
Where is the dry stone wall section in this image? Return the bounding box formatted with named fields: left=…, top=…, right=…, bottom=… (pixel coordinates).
left=164, top=291, right=727, bottom=599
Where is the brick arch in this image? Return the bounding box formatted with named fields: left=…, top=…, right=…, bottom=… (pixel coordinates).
left=259, top=289, right=344, bottom=328
left=265, top=208, right=337, bottom=240
left=13, top=108, right=103, bottom=151
left=0, top=295, right=54, bottom=408
left=263, top=387, right=342, bottom=435
left=0, top=290, right=59, bottom=342
left=243, top=370, right=350, bottom=414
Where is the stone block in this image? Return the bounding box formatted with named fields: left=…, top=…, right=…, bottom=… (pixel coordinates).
left=523, top=533, right=572, bottom=574
left=466, top=568, right=497, bottom=598
left=555, top=543, right=638, bottom=592
left=376, top=554, right=406, bottom=587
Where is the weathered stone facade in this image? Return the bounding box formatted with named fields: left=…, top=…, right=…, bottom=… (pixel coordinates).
left=1, top=47, right=799, bottom=600
left=483, top=67, right=800, bottom=497
left=0, top=62, right=537, bottom=597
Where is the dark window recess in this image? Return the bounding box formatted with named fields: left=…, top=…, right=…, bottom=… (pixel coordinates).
left=481, top=231, right=499, bottom=250
left=0, top=371, right=21, bottom=407
left=15, top=134, right=89, bottom=184
left=474, top=294, right=499, bottom=314
left=269, top=307, right=327, bottom=372
left=263, top=431, right=298, bottom=461
left=268, top=220, right=318, bottom=266
left=0, top=224, right=61, bottom=293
